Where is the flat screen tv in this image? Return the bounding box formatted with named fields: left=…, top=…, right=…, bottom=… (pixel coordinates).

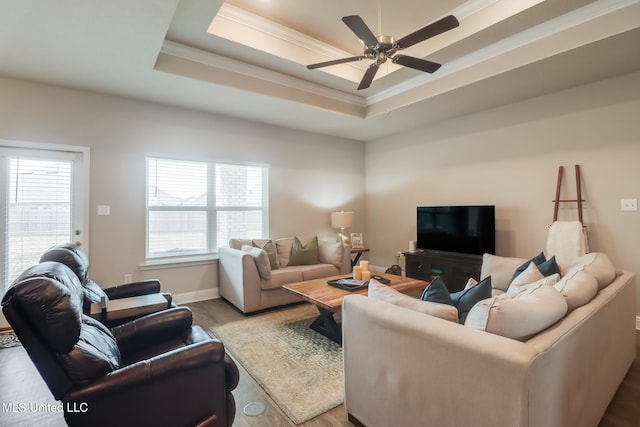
left=417, top=205, right=495, bottom=256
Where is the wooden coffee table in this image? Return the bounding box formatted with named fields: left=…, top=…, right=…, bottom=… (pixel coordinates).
left=282, top=272, right=429, bottom=344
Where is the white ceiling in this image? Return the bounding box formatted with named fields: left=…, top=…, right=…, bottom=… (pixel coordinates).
left=0, top=0, right=639, bottom=141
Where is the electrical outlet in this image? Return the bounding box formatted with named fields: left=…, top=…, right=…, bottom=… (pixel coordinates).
left=621, top=199, right=637, bottom=211
left=124, top=274, right=132, bottom=283
left=97, top=205, right=110, bottom=216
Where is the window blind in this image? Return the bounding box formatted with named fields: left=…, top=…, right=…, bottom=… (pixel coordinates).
left=3, top=155, right=74, bottom=287
left=146, top=157, right=268, bottom=259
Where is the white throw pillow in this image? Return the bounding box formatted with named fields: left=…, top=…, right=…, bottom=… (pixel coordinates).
left=507, top=271, right=560, bottom=296
left=465, top=285, right=568, bottom=341
left=241, top=244, right=271, bottom=280
left=480, top=253, right=527, bottom=292
left=569, top=252, right=616, bottom=290
left=368, top=279, right=459, bottom=323
left=554, top=267, right=598, bottom=310
left=508, top=261, right=544, bottom=289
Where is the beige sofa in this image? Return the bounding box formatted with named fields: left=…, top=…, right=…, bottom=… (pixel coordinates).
left=219, top=236, right=351, bottom=314
left=342, top=253, right=636, bottom=427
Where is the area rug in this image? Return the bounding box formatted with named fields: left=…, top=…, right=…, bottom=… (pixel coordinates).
left=0, top=330, right=21, bottom=348
left=210, top=304, right=343, bottom=425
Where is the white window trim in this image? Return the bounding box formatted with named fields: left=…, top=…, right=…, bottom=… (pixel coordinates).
left=144, top=154, right=269, bottom=267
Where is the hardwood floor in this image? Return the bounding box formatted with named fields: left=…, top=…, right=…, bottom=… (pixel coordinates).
left=1, top=297, right=639, bottom=426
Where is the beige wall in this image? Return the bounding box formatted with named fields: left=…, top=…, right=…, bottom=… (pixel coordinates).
left=0, top=76, right=365, bottom=304
left=1, top=69, right=639, bottom=327
left=365, top=71, right=640, bottom=315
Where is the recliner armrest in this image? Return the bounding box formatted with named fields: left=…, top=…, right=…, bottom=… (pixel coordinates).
left=103, top=279, right=161, bottom=299
left=111, top=307, right=193, bottom=355
left=62, top=339, right=236, bottom=427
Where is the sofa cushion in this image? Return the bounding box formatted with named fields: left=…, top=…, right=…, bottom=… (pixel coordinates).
left=568, top=252, right=616, bottom=290
left=229, top=238, right=252, bottom=250
left=266, top=268, right=304, bottom=290
left=253, top=240, right=278, bottom=270
left=554, top=267, right=598, bottom=310
left=289, top=236, right=320, bottom=266
left=480, top=253, right=527, bottom=292
left=318, top=241, right=345, bottom=270
left=296, top=264, right=340, bottom=281
left=507, top=272, right=560, bottom=296
left=368, top=279, right=459, bottom=323
left=241, top=245, right=271, bottom=280
left=465, top=284, right=568, bottom=341
left=275, top=238, right=294, bottom=268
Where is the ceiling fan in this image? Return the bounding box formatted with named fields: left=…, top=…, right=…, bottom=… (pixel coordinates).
left=307, top=14, right=459, bottom=90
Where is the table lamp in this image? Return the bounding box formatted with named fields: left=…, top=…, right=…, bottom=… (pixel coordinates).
left=331, top=211, right=354, bottom=244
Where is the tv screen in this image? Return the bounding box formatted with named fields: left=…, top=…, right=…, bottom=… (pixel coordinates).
left=417, top=206, right=495, bottom=255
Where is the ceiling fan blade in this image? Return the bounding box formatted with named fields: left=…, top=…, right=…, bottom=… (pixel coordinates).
left=357, top=63, right=379, bottom=90
left=392, top=54, right=441, bottom=73
left=342, top=15, right=379, bottom=48
left=307, top=56, right=365, bottom=69
left=396, top=15, right=459, bottom=50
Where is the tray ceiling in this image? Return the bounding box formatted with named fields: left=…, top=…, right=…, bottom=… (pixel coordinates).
left=1, top=0, right=639, bottom=140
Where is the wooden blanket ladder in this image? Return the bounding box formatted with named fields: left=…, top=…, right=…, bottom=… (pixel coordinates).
left=552, top=165, right=585, bottom=224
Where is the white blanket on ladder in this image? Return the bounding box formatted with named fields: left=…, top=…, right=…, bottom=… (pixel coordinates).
left=546, top=221, right=589, bottom=265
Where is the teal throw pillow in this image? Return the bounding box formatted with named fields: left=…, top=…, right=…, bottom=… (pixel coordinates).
left=420, top=277, right=452, bottom=305
left=450, top=276, right=492, bottom=324
left=511, top=252, right=560, bottom=282
left=422, top=276, right=492, bottom=324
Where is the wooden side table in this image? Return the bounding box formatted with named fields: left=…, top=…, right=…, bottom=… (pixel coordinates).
left=90, top=293, right=169, bottom=322
left=350, top=247, right=370, bottom=267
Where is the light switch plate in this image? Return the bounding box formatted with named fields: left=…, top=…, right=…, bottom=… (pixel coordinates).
left=97, top=205, right=111, bottom=216
left=621, top=199, right=637, bottom=211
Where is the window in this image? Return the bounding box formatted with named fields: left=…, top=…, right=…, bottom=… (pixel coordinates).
left=0, top=144, right=88, bottom=291
left=146, top=157, right=268, bottom=259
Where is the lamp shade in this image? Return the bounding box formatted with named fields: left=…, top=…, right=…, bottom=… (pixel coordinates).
left=331, top=211, right=354, bottom=229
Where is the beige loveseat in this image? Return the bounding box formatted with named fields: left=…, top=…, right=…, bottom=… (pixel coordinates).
left=219, top=236, right=351, bottom=314
left=342, top=252, right=636, bottom=427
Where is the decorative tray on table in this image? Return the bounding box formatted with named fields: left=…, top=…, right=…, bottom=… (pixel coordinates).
left=327, top=275, right=390, bottom=291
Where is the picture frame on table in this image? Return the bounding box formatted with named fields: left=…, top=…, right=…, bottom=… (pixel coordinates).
left=350, top=233, right=364, bottom=249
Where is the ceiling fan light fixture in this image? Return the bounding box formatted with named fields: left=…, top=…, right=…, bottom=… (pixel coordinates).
left=307, top=13, right=459, bottom=90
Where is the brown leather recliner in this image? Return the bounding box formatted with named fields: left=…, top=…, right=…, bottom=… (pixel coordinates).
left=1, top=261, right=239, bottom=427
left=39, top=243, right=177, bottom=326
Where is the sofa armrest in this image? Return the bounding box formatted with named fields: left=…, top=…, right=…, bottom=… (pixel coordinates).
left=103, top=279, right=162, bottom=299
left=111, top=307, right=193, bottom=355
left=218, top=246, right=263, bottom=313
left=342, top=294, right=538, bottom=427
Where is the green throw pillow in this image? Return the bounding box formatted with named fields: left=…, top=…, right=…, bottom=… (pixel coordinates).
left=253, top=240, right=278, bottom=270
left=289, top=236, right=319, bottom=266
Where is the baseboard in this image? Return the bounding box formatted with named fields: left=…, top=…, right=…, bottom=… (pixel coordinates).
left=173, top=288, right=219, bottom=305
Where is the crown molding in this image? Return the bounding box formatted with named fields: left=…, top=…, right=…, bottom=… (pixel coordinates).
left=216, top=3, right=366, bottom=71
left=367, top=0, right=640, bottom=107
left=159, top=40, right=367, bottom=109
left=209, top=3, right=369, bottom=82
